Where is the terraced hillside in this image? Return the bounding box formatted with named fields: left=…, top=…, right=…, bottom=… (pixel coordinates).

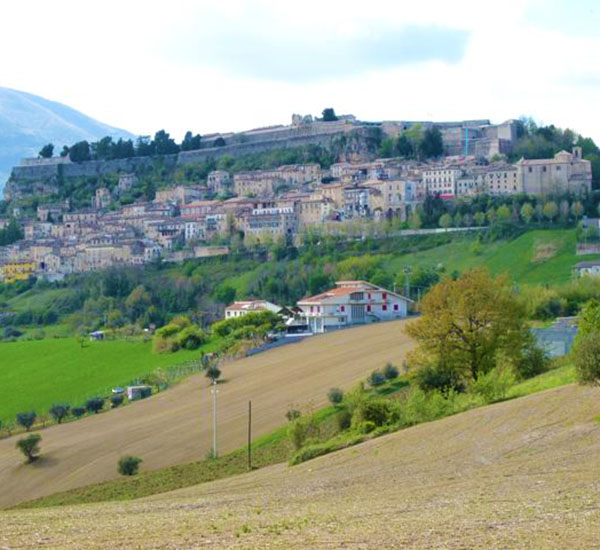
left=0, top=320, right=413, bottom=508
left=2, top=383, right=599, bottom=549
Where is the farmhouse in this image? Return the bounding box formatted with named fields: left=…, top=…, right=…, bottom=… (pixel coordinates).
left=224, top=300, right=283, bottom=319
left=574, top=260, right=600, bottom=277
left=297, top=280, right=411, bottom=333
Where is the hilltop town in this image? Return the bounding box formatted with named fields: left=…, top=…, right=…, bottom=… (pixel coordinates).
left=0, top=113, right=593, bottom=283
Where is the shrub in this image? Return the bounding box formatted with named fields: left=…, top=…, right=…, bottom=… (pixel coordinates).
left=16, top=434, right=41, bottom=463
left=335, top=408, right=352, bottom=431
left=383, top=363, right=399, bottom=380
left=415, top=365, right=466, bottom=393
left=402, top=388, right=454, bottom=425
left=288, top=414, right=320, bottom=451
left=16, top=411, right=36, bottom=431
left=516, top=343, right=549, bottom=379
left=574, top=331, right=600, bottom=385
left=85, top=397, right=105, bottom=414
left=72, top=407, right=86, bottom=418
left=327, top=387, right=344, bottom=405
left=367, top=370, right=386, bottom=387
left=351, top=398, right=399, bottom=430
left=178, top=326, right=206, bottom=350
left=354, top=420, right=377, bottom=434
left=48, top=403, right=71, bottom=424
left=118, top=456, right=143, bottom=476
left=110, top=395, right=124, bottom=408
left=285, top=408, right=301, bottom=422
left=471, top=367, right=516, bottom=403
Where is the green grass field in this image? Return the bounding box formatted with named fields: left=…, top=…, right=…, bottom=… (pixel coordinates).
left=385, top=229, right=599, bottom=286
left=0, top=338, right=203, bottom=423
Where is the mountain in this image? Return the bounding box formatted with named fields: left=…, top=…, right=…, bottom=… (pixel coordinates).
left=0, top=87, right=134, bottom=192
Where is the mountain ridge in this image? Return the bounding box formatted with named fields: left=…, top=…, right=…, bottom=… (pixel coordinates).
left=0, top=87, right=134, bottom=191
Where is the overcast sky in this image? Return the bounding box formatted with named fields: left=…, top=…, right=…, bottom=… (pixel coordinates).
left=2, top=0, right=599, bottom=141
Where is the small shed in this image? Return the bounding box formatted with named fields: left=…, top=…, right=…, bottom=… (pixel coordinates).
left=89, top=330, right=105, bottom=341
left=127, top=385, right=152, bottom=400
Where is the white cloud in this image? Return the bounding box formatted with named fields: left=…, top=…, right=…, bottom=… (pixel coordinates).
left=0, top=0, right=599, bottom=142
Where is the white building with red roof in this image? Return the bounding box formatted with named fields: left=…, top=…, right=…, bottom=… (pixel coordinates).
left=224, top=300, right=283, bottom=319
left=297, top=280, right=411, bottom=333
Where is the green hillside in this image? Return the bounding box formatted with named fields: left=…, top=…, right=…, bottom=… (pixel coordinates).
left=0, top=338, right=202, bottom=423
left=383, top=229, right=596, bottom=287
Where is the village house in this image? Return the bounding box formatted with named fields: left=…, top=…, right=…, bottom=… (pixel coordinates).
left=297, top=280, right=412, bottom=333
left=154, top=185, right=205, bottom=205
left=207, top=170, right=232, bottom=195
left=224, top=299, right=283, bottom=319
left=574, top=260, right=600, bottom=277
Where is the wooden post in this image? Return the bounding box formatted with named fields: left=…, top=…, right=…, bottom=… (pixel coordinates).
left=248, top=400, right=252, bottom=470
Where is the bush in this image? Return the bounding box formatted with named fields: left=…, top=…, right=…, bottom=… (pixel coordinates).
left=85, top=397, right=105, bottom=414
left=16, top=434, right=41, bottom=463
left=327, top=387, right=344, bottom=405
left=516, top=344, right=549, bottom=379
left=72, top=407, right=86, bottom=418
left=471, top=367, right=516, bottom=403
left=415, top=365, right=466, bottom=393
left=336, top=408, right=352, bottom=431
left=351, top=398, right=399, bottom=430
left=574, top=331, right=600, bottom=385
left=367, top=370, right=386, bottom=387
left=49, top=403, right=71, bottom=424
left=383, top=363, right=399, bottom=380
left=285, top=408, right=301, bottom=422
left=288, top=414, right=320, bottom=451
left=354, top=420, right=377, bottom=434
left=110, top=395, right=124, bottom=408
left=118, top=456, right=143, bottom=476
left=178, top=326, right=206, bottom=350
left=16, top=411, right=36, bottom=431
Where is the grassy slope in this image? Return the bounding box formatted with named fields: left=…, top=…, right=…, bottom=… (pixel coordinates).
left=0, top=339, right=201, bottom=422
left=14, top=364, right=574, bottom=510
left=4, top=380, right=599, bottom=549
left=385, top=229, right=600, bottom=286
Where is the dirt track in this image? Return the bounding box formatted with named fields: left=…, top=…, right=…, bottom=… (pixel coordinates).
left=0, top=320, right=413, bottom=508
left=2, top=383, right=600, bottom=549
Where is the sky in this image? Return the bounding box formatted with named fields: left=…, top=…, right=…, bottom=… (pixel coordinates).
left=1, top=0, right=599, bottom=141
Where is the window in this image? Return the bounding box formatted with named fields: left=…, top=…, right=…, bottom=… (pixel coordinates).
left=340, top=305, right=345, bottom=312
left=339, top=317, right=345, bottom=323
left=382, top=292, right=387, bottom=300
left=528, top=167, right=533, bottom=173
left=310, top=306, right=314, bottom=313
left=382, top=304, right=388, bottom=311
left=366, top=305, right=372, bottom=312
left=542, top=166, right=547, bottom=172
left=367, top=293, right=371, bottom=299
left=393, top=304, right=399, bottom=311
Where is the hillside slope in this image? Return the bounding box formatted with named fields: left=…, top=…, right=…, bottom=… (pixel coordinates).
left=0, top=87, right=133, bottom=189
left=3, top=383, right=599, bottom=549
left=0, top=320, right=413, bottom=508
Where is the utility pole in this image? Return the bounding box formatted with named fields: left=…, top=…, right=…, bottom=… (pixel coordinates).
left=403, top=266, right=412, bottom=298
left=248, top=400, right=252, bottom=471
left=212, top=378, right=218, bottom=458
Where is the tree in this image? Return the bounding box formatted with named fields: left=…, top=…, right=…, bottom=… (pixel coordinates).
left=542, top=201, right=558, bottom=222
left=49, top=403, right=70, bottom=424
left=153, top=129, right=180, bottom=155
left=38, top=143, right=54, bottom=158
left=571, top=201, right=584, bottom=220
left=180, top=131, right=202, bottom=152
left=406, top=268, right=527, bottom=382
left=69, top=141, right=91, bottom=162
left=86, top=397, right=104, bottom=414
left=577, top=299, right=600, bottom=339
left=59, top=145, right=70, bottom=157
left=408, top=211, right=422, bottom=230
left=110, top=394, right=124, bottom=407
left=327, top=387, right=344, bottom=405
left=367, top=370, right=386, bottom=387
left=439, top=213, right=452, bottom=230
left=125, top=285, right=151, bottom=321
left=16, top=434, right=41, bottom=463
left=474, top=211, right=486, bottom=226
left=321, top=108, right=338, bottom=122
left=496, top=205, right=511, bottom=224
left=205, top=365, right=221, bottom=383
left=118, top=456, right=142, bottom=476
left=574, top=332, right=600, bottom=385
left=419, top=127, right=444, bottom=159
left=213, top=137, right=226, bottom=147
left=214, top=285, right=236, bottom=305
left=520, top=202, right=534, bottom=224
left=16, top=411, right=36, bottom=431
left=396, top=134, right=414, bottom=157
